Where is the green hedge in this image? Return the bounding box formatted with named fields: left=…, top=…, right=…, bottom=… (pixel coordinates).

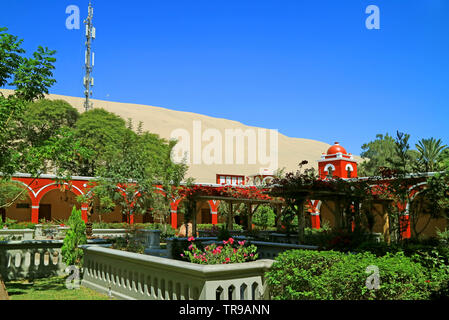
left=265, top=249, right=442, bottom=300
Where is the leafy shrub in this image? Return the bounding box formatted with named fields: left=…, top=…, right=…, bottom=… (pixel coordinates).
left=171, top=238, right=199, bottom=261
left=324, top=252, right=431, bottom=300
left=182, top=237, right=258, bottom=264
left=110, top=232, right=145, bottom=254
left=266, top=249, right=432, bottom=300
left=61, top=207, right=87, bottom=267
left=216, top=224, right=231, bottom=242
left=436, top=228, right=449, bottom=245
left=252, top=205, right=276, bottom=230
left=265, top=250, right=344, bottom=300
left=142, top=223, right=176, bottom=240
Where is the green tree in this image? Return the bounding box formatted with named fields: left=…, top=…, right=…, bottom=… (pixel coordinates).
left=252, top=205, right=276, bottom=230
left=359, top=132, right=418, bottom=177
left=151, top=138, right=190, bottom=232
left=0, top=180, right=27, bottom=211
left=438, top=148, right=449, bottom=171
left=20, top=99, right=79, bottom=148
left=415, top=138, right=447, bottom=173
left=72, top=108, right=129, bottom=176
left=0, top=27, right=57, bottom=179
left=84, top=119, right=189, bottom=227
left=0, top=26, right=58, bottom=300
left=359, top=134, right=398, bottom=176
left=61, top=207, right=87, bottom=267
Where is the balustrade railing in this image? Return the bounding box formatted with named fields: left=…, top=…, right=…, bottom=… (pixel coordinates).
left=81, top=245, right=274, bottom=300
left=0, top=239, right=108, bottom=281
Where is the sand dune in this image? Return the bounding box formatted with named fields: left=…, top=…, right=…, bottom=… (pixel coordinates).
left=1, top=89, right=359, bottom=183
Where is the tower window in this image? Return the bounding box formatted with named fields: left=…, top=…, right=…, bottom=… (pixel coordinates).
left=345, top=164, right=354, bottom=178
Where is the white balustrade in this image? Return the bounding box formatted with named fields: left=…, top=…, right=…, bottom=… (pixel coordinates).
left=0, top=239, right=108, bottom=281
left=80, top=245, right=274, bottom=300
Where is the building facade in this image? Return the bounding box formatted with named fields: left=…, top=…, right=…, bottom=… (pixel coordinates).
left=2, top=142, right=447, bottom=239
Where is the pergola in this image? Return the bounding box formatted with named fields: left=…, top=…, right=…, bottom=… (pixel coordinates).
left=178, top=184, right=284, bottom=235
left=190, top=194, right=284, bottom=232
left=267, top=173, right=434, bottom=243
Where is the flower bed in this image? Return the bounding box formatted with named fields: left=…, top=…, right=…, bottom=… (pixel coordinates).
left=181, top=237, right=258, bottom=264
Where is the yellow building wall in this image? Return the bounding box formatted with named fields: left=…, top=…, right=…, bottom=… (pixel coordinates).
left=5, top=196, right=32, bottom=222
left=413, top=215, right=447, bottom=238
left=319, top=201, right=336, bottom=228
left=90, top=205, right=124, bottom=223
left=39, top=190, right=81, bottom=221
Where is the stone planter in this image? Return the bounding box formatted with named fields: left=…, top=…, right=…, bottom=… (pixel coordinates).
left=135, top=230, right=166, bottom=257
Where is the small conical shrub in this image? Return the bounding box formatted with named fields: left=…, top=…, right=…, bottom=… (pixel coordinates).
left=61, top=207, right=87, bottom=267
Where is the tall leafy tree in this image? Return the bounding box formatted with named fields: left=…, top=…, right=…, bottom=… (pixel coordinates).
left=61, top=207, right=87, bottom=267
left=0, top=26, right=62, bottom=300
left=415, top=137, right=447, bottom=172
left=359, top=134, right=398, bottom=177
left=438, top=148, right=449, bottom=171
left=82, top=119, right=189, bottom=227
left=151, top=138, right=190, bottom=230
left=0, top=27, right=57, bottom=178
left=359, top=132, right=418, bottom=177
left=72, top=108, right=129, bottom=176
left=387, top=131, right=413, bottom=176
left=20, top=99, right=80, bottom=148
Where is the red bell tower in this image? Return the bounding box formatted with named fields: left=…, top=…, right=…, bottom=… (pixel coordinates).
left=318, top=142, right=358, bottom=180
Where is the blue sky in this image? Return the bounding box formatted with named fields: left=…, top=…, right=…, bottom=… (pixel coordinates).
left=2, top=0, right=448, bottom=155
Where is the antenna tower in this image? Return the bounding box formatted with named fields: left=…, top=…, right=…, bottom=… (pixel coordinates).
left=83, top=1, right=95, bottom=112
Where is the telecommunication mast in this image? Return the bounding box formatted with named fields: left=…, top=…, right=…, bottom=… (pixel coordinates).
left=83, top=1, right=95, bottom=112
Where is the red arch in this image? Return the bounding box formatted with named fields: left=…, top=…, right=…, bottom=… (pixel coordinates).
left=31, top=183, right=85, bottom=223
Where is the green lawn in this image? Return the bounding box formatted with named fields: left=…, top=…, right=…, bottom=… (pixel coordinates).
left=5, top=276, right=111, bottom=300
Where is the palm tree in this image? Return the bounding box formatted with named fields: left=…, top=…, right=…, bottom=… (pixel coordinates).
left=415, top=138, right=447, bottom=172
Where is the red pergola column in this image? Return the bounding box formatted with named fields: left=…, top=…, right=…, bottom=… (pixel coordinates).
left=397, top=201, right=411, bottom=239
left=399, top=214, right=411, bottom=239
left=170, top=199, right=182, bottom=229
left=81, top=203, right=89, bottom=223
left=31, top=199, right=39, bottom=224
left=310, top=212, right=320, bottom=229
left=308, top=200, right=321, bottom=230
left=208, top=200, right=220, bottom=225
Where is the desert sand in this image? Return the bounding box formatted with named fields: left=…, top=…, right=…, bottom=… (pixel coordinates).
left=1, top=89, right=359, bottom=183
